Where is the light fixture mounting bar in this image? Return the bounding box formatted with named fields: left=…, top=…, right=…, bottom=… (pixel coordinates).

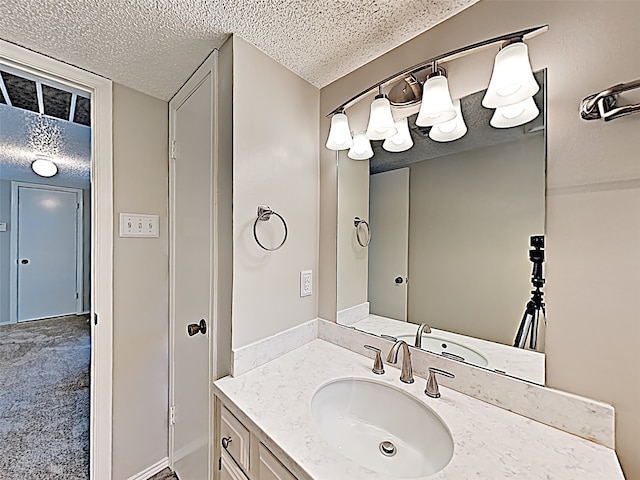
left=326, top=25, right=548, bottom=117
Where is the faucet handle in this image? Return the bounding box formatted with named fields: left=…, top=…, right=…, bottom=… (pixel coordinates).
left=425, top=367, right=455, bottom=398
left=364, top=345, right=385, bottom=375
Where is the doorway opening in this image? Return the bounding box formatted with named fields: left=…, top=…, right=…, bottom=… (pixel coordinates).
left=0, top=65, right=92, bottom=479
left=0, top=39, right=113, bottom=479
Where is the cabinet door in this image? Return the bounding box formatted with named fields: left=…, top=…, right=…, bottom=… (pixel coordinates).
left=220, top=450, right=249, bottom=480
left=258, top=443, right=297, bottom=480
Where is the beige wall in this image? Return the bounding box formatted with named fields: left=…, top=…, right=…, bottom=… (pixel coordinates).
left=319, top=1, right=640, bottom=477
left=336, top=153, right=369, bottom=311
left=231, top=37, right=320, bottom=349
left=408, top=135, right=545, bottom=346
left=112, top=84, right=169, bottom=479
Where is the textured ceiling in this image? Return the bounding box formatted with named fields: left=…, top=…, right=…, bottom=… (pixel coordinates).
left=0, top=0, right=479, bottom=101
left=0, top=104, right=91, bottom=189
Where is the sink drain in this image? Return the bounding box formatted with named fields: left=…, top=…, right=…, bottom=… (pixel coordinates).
left=379, top=441, right=397, bottom=457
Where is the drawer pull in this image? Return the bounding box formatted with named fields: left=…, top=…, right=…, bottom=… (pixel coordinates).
left=222, top=436, right=233, bottom=449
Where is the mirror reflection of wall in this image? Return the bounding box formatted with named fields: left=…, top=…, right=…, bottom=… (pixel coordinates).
left=337, top=72, right=546, bottom=384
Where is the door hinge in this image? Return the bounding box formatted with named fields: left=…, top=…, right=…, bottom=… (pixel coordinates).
left=170, top=405, right=176, bottom=425
left=76, top=292, right=79, bottom=299
left=218, top=456, right=222, bottom=471
left=93, top=313, right=98, bottom=326
left=76, top=203, right=80, bottom=210
left=171, top=140, right=177, bottom=160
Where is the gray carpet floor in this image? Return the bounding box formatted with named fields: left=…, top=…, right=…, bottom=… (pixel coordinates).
left=0, top=315, right=90, bottom=479
left=148, top=467, right=179, bottom=479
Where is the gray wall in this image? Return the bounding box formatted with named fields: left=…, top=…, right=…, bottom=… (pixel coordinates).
left=0, top=178, right=91, bottom=324
left=111, top=83, right=169, bottom=480
left=0, top=180, right=10, bottom=323
left=408, top=134, right=545, bottom=347
left=319, top=1, right=640, bottom=476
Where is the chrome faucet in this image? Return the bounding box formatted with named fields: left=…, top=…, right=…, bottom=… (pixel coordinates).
left=414, top=323, right=431, bottom=348
left=386, top=340, right=414, bottom=383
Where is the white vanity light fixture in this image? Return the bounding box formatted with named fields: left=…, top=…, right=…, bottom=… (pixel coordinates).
left=482, top=40, right=539, bottom=108
left=429, top=99, right=468, bottom=142
left=366, top=86, right=398, bottom=140
left=490, top=96, right=540, bottom=128
left=348, top=133, right=374, bottom=160
left=416, top=67, right=457, bottom=127
left=326, top=110, right=353, bottom=150
left=383, top=117, right=414, bottom=152
left=31, top=154, right=58, bottom=177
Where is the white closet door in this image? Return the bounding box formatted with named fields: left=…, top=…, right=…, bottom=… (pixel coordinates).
left=16, top=185, right=80, bottom=322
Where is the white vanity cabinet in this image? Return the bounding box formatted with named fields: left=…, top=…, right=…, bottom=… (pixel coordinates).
left=217, top=404, right=297, bottom=480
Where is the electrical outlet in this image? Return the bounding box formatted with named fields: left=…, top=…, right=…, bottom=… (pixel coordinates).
left=119, top=213, right=159, bottom=238
left=300, top=270, right=312, bottom=297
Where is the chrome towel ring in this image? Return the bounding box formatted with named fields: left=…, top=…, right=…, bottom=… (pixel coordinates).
left=254, top=205, right=288, bottom=251
left=354, top=217, right=371, bottom=247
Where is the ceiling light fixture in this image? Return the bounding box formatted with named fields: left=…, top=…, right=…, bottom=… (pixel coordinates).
left=366, top=86, right=398, bottom=140
left=326, top=110, right=353, bottom=150
left=348, top=133, right=374, bottom=160
left=325, top=25, right=547, bottom=157
left=482, top=40, right=539, bottom=108
left=490, top=96, right=540, bottom=128
left=429, top=99, right=468, bottom=142
left=416, top=66, right=456, bottom=127
left=31, top=155, right=58, bottom=177
left=383, top=117, right=414, bottom=152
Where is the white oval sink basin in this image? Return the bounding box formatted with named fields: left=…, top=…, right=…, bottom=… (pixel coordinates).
left=311, top=378, right=453, bottom=478
left=394, top=334, right=489, bottom=367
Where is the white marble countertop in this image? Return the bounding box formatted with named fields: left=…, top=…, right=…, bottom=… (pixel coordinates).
left=213, top=339, right=623, bottom=480
left=353, top=315, right=545, bottom=384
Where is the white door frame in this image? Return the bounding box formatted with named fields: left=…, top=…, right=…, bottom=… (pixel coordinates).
left=168, top=51, right=218, bottom=474
left=9, top=182, right=85, bottom=323
left=0, top=40, right=114, bottom=479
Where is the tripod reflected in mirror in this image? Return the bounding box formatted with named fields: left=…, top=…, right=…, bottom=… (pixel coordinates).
left=514, top=235, right=546, bottom=349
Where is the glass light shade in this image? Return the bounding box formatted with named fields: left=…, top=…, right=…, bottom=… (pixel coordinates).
left=326, top=113, right=353, bottom=150
left=348, top=133, right=374, bottom=160
left=366, top=96, right=398, bottom=140
left=490, top=96, right=540, bottom=128
left=416, top=75, right=457, bottom=127
left=429, top=99, right=467, bottom=142
left=383, top=117, right=414, bottom=152
left=482, top=42, right=539, bottom=108
left=31, top=158, right=58, bottom=177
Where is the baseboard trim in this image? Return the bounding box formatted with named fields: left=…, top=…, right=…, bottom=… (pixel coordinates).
left=126, top=457, right=169, bottom=480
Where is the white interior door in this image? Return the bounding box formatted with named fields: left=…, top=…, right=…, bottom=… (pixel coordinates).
left=368, top=168, right=409, bottom=321
left=12, top=183, right=82, bottom=322
left=169, top=53, right=216, bottom=480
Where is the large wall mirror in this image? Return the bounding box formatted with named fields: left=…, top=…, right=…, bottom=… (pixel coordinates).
left=337, top=71, right=547, bottom=385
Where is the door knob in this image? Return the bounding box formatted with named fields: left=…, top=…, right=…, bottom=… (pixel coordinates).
left=394, top=276, right=404, bottom=285
left=187, top=319, right=207, bottom=336
left=20, top=259, right=30, bottom=265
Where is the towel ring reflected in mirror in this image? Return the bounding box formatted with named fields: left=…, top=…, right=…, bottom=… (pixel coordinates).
left=354, top=217, right=371, bottom=247
left=253, top=205, right=288, bottom=251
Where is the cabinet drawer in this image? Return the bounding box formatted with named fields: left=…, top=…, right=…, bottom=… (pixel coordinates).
left=220, top=407, right=251, bottom=472
left=259, top=443, right=297, bottom=480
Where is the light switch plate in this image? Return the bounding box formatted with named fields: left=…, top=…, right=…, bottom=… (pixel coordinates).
left=300, top=270, right=312, bottom=297
left=0, top=223, right=7, bottom=232
left=119, top=213, right=159, bottom=238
